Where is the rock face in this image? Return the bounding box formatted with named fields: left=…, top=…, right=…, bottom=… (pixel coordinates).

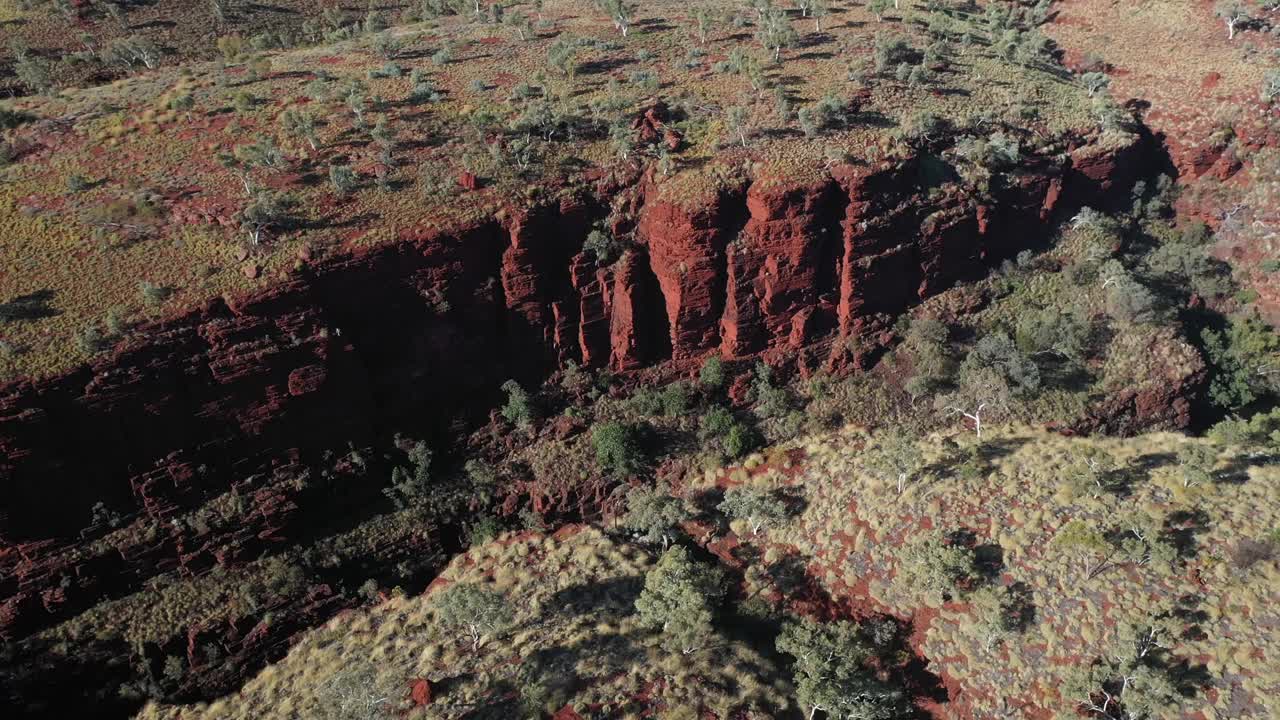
left=0, top=131, right=1165, bottom=703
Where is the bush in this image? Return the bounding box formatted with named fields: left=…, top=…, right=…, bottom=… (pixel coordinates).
left=873, top=33, right=916, bottom=72
left=699, top=355, right=727, bottom=390
left=621, top=486, right=689, bottom=548
left=777, top=618, right=905, bottom=720
left=328, top=165, right=357, bottom=195
left=699, top=405, right=735, bottom=439
left=466, top=515, right=502, bottom=547
left=431, top=583, right=514, bottom=650
left=898, top=532, right=976, bottom=601
left=723, top=422, right=760, bottom=459
left=500, top=380, right=537, bottom=428
left=138, top=281, right=172, bottom=305
left=583, top=227, right=623, bottom=264
left=0, top=108, right=34, bottom=130
left=718, top=485, right=787, bottom=534
left=628, top=69, right=659, bottom=92
left=751, top=362, right=791, bottom=419
left=900, top=111, right=946, bottom=144
left=635, top=546, right=724, bottom=653
left=658, top=382, right=691, bottom=416
left=1202, top=315, right=1280, bottom=410
left=592, top=421, right=646, bottom=477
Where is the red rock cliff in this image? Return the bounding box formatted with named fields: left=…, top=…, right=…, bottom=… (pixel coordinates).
left=0, top=131, right=1153, bottom=647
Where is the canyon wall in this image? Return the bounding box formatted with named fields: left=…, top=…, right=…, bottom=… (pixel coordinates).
left=0, top=132, right=1153, bottom=684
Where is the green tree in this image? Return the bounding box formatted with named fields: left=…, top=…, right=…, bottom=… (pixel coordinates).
left=329, top=164, right=358, bottom=196
left=1063, top=446, right=1118, bottom=497
left=1208, top=406, right=1280, bottom=450
left=867, top=0, right=891, bottom=22
left=1082, top=71, right=1111, bottom=97
left=902, top=316, right=953, bottom=399
left=1015, top=307, right=1088, bottom=364
left=500, top=379, right=536, bottom=429
left=937, top=331, right=1039, bottom=439
left=691, top=5, right=716, bottom=44
left=593, top=421, right=647, bottom=477
left=1064, top=605, right=1184, bottom=720
left=12, top=47, right=54, bottom=95
left=756, top=8, right=798, bottom=62
left=383, top=439, right=432, bottom=509
left=583, top=227, right=623, bottom=264
left=866, top=433, right=924, bottom=494
left=634, top=546, right=725, bottom=653
left=751, top=361, right=791, bottom=419
left=810, top=0, right=829, bottom=31
left=699, top=405, right=759, bottom=460
left=898, top=531, right=975, bottom=601
left=1264, top=69, right=1280, bottom=104
left=1175, top=443, right=1216, bottom=489
left=503, top=11, right=533, bottom=41
left=1053, top=519, right=1114, bottom=580
left=1100, top=261, right=1160, bottom=326
left=718, top=484, right=788, bottom=535
left=1215, top=0, right=1251, bottom=40
left=370, top=116, right=397, bottom=158
left=238, top=191, right=296, bottom=245
left=621, top=486, right=689, bottom=548
left=699, top=355, right=727, bottom=390
left=598, top=0, right=635, bottom=37
left=233, top=134, right=284, bottom=172
left=967, top=585, right=1021, bottom=650
left=727, top=105, right=752, bottom=147
left=547, top=36, right=580, bottom=77
left=776, top=617, right=904, bottom=720
left=1201, top=314, right=1280, bottom=410
left=432, top=583, right=514, bottom=650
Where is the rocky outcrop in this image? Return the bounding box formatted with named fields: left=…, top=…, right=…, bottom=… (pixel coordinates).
left=0, top=130, right=1164, bottom=707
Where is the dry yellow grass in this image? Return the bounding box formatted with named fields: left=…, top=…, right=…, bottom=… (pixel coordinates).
left=137, top=526, right=793, bottom=719
left=1, top=1, right=1103, bottom=382
left=764, top=424, right=1280, bottom=719
left=134, top=423, right=1280, bottom=720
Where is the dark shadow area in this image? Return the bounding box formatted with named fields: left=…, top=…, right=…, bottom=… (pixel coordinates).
left=0, top=289, right=60, bottom=321
left=1161, top=508, right=1209, bottom=561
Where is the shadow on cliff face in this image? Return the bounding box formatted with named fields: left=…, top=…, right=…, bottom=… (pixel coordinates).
left=0, top=636, right=139, bottom=720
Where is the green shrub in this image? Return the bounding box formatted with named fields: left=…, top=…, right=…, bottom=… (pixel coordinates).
left=723, top=422, right=760, bottom=459
left=751, top=362, right=791, bottom=419
left=1202, top=315, right=1280, bottom=410
left=1209, top=407, right=1280, bottom=449
left=718, top=485, right=787, bottom=534
left=501, top=380, right=537, bottom=429
left=635, top=546, right=724, bottom=653
left=583, top=227, right=623, bottom=264
left=592, top=421, right=646, bottom=477
left=898, top=531, right=976, bottom=601
left=621, top=486, right=689, bottom=548
left=699, top=355, right=727, bottom=390
left=873, top=33, right=915, bottom=72
left=431, top=583, right=514, bottom=650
